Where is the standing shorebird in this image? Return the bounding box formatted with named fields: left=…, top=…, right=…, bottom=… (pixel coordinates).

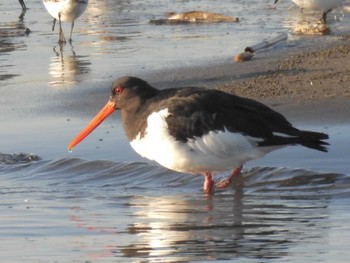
left=43, top=0, right=88, bottom=43
left=274, top=0, right=346, bottom=23
left=68, top=76, right=329, bottom=194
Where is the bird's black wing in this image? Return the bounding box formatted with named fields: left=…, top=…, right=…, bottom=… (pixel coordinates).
left=144, top=87, right=328, bottom=152
left=156, top=88, right=295, bottom=142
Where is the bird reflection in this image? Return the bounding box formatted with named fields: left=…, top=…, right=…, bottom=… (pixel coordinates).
left=0, top=16, right=29, bottom=81
left=117, top=170, right=330, bottom=261
left=65, top=167, right=333, bottom=261
left=49, top=45, right=90, bottom=87
left=119, top=174, right=283, bottom=261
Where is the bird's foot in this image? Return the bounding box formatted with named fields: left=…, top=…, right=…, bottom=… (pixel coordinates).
left=58, top=33, right=66, bottom=45
left=19, top=9, right=26, bottom=20
left=215, top=178, right=231, bottom=189
left=215, top=166, right=243, bottom=190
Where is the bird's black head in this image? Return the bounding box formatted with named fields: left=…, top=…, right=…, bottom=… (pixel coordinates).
left=110, top=76, right=159, bottom=110
left=67, top=76, right=158, bottom=150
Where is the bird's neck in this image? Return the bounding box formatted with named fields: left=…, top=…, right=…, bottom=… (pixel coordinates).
left=119, top=95, right=152, bottom=141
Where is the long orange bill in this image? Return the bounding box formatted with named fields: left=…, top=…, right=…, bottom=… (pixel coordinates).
left=67, top=100, right=116, bottom=151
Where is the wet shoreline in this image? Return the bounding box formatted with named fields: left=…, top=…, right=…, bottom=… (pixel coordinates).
left=139, top=34, right=350, bottom=125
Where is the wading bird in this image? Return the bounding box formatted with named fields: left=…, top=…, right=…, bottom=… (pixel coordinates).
left=68, top=76, right=329, bottom=194
left=43, top=0, right=88, bottom=43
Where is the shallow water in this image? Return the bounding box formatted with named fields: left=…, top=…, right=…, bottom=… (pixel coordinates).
left=2, top=0, right=350, bottom=89
left=1, top=152, right=350, bottom=262
left=1, top=0, right=350, bottom=262
left=1, top=125, right=350, bottom=262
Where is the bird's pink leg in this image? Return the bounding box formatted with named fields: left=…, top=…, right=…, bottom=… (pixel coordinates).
left=215, top=166, right=243, bottom=189
left=203, top=172, right=215, bottom=193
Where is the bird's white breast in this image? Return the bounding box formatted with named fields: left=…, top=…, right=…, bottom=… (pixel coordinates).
left=130, top=109, right=279, bottom=175
left=43, top=0, right=88, bottom=22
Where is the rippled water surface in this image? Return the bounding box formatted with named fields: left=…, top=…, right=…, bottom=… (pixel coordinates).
left=1, top=0, right=350, bottom=262
left=1, top=151, right=350, bottom=262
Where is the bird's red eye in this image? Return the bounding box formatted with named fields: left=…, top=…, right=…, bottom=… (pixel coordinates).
left=115, top=87, right=123, bottom=94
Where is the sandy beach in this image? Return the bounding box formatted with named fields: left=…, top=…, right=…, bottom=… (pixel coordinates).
left=219, top=35, right=350, bottom=124
left=142, top=34, right=350, bottom=126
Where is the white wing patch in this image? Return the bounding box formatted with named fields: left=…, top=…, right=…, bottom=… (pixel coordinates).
left=130, top=108, right=281, bottom=174
left=272, top=132, right=296, bottom=138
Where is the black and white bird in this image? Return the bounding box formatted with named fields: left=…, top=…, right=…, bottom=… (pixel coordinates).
left=43, top=0, right=88, bottom=43
left=274, top=0, right=346, bottom=23
left=68, top=76, right=329, bottom=193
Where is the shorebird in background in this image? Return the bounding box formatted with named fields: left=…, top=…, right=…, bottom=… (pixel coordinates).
left=43, top=0, right=88, bottom=43
left=68, top=76, right=329, bottom=194
left=274, top=0, right=346, bottom=23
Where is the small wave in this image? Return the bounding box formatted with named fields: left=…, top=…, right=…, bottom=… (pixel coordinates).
left=243, top=166, right=350, bottom=199
left=0, top=153, right=41, bottom=165
left=1, top=152, right=349, bottom=198
left=1, top=153, right=350, bottom=262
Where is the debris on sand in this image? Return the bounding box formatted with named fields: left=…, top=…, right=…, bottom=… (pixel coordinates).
left=293, top=21, right=330, bottom=35
left=150, top=11, right=239, bottom=24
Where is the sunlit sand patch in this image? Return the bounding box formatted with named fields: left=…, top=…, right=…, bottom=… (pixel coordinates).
left=150, top=11, right=239, bottom=24
left=293, top=21, right=330, bottom=35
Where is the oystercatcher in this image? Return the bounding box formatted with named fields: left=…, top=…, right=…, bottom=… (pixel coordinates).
left=68, top=76, right=329, bottom=193
left=43, top=0, right=88, bottom=43
left=274, top=0, right=346, bottom=23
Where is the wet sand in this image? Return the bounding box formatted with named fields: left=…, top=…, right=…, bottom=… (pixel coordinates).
left=219, top=35, right=350, bottom=124
left=143, top=34, right=350, bottom=125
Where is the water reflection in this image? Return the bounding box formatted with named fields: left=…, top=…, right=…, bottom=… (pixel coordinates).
left=279, top=4, right=347, bottom=33
left=0, top=18, right=29, bottom=82
left=1, top=154, right=349, bottom=262
left=49, top=45, right=91, bottom=87
left=51, top=165, right=348, bottom=262
left=116, top=170, right=334, bottom=261
left=120, top=182, right=247, bottom=261
left=78, top=0, right=140, bottom=56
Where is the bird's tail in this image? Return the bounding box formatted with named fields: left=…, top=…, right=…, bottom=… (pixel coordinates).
left=298, top=130, right=329, bottom=152
left=259, top=130, right=329, bottom=152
